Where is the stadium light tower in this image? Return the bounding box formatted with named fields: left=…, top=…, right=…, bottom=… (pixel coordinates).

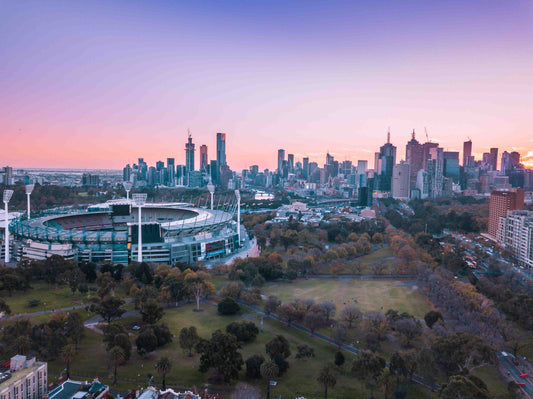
left=3, top=189, right=14, bottom=264
left=234, top=189, right=241, bottom=246
left=132, top=193, right=147, bottom=262
left=25, top=184, right=34, bottom=219
left=207, top=181, right=215, bottom=210
left=123, top=181, right=132, bottom=201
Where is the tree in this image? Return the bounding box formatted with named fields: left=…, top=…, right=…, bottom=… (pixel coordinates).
left=260, top=361, right=279, bottom=399
left=90, top=295, right=125, bottom=323
left=332, top=352, right=344, bottom=369
left=439, top=375, right=491, bottom=399
left=140, top=299, right=164, bottom=324
left=184, top=270, right=215, bottom=312
left=318, top=301, right=336, bottom=321
left=317, top=367, right=336, bottom=399
left=304, top=310, right=326, bottom=334
left=218, top=297, right=241, bottom=315
left=432, top=332, right=496, bottom=376
left=197, top=330, right=244, bottom=382
left=377, top=368, right=395, bottom=399
left=65, top=312, right=85, bottom=349
left=245, top=354, right=265, bottom=379
left=179, top=326, right=200, bottom=356
left=61, top=268, right=85, bottom=295
left=394, top=318, right=422, bottom=347
left=226, top=321, right=259, bottom=343
left=264, top=295, right=281, bottom=316
left=340, top=305, right=362, bottom=328
left=295, top=344, right=315, bottom=359
left=277, top=303, right=298, bottom=327
left=266, top=335, right=291, bottom=375
left=352, top=350, right=386, bottom=398
left=424, top=310, right=443, bottom=328
left=155, top=356, right=172, bottom=391
left=103, top=324, right=132, bottom=360
left=108, top=346, right=125, bottom=384
left=61, top=344, right=75, bottom=380
left=136, top=329, right=158, bottom=356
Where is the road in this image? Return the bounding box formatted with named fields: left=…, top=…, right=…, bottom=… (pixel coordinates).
left=499, top=354, right=533, bottom=397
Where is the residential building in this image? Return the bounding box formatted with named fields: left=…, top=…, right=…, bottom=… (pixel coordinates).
left=488, top=189, right=525, bottom=237
left=0, top=355, right=47, bottom=399
left=216, top=133, right=226, bottom=167
left=497, top=210, right=533, bottom=268
left=391, top=162, right=410, bottom=200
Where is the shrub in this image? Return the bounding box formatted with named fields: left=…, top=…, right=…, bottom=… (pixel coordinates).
left=218, top=297, right=241, bottom=315
left=226, top=321, right=259, bottom=342
left=28, top=299, right=41, bottom=308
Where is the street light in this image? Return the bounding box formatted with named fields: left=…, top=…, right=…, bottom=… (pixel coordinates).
left=234, top=189, right=241, bottom=246
left=123, top=181, right=132, bottom=201
left=25, top=184, right=34, bottom=219
left=3, top=189, right=14, bottom=264
left=207, top=181, right=215, bottom=210
left=132, top=193, right=147, bottom=262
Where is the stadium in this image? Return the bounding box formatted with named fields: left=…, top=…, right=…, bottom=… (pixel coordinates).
left=9, top=198, right=243, bottom=265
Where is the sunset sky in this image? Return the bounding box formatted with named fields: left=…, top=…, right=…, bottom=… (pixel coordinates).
left=1, top=0, right=533, bottom=170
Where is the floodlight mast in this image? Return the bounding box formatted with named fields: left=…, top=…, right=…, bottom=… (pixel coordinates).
left=3, top=190, right=14, bottom=264
left=234, top=190, right=241, bottom=246
left=132, top=193, right=147, bottom=262
left=123, top=181, right=132, bottom=201
left=25, top=184, right=34, bottom=219
left=207, top=181, right=215, bottom=210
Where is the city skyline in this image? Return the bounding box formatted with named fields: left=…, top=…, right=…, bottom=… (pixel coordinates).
left=1, top=1, right=533, bottom=169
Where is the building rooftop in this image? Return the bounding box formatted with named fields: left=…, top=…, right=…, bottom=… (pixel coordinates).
left=0, top=363, right=45, bottom=391
left=48, top=379, right=108, bottom=399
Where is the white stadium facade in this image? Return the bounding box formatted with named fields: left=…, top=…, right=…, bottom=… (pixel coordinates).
left=9, top=199, right=244, bottom=265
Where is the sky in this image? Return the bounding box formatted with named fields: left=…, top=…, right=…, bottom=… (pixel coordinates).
left=1, top=0, right=533, bottom=170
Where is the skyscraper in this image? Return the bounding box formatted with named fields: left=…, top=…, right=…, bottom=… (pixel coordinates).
left=490, top=147, right=498, bottom=171
left=277, top=149, right=285, bottom=174
left=200, top=145, right=208, bottom=171
left=287, top=154, right=294, bottom=173
left=185, top=134, right=195, bottom=172
left=376, top=132, right=396, bottom=192
left=405, top=130, right=423, bottom=189
left=302, top=157, right=309, bottom=179
left=463, top=139, right=472, bottom=167
left=167, top=158, right=175, bottom=186
left=216, top=133, right=226, bottom=167
left=488, top=189, right=525, bottom=237
left=392, top=162, right=410, bottom=200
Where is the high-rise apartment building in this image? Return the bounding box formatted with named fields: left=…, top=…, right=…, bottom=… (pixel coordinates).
left=488, top=188, right=524, bottom=237
left=463, top=139, right=472, bottom=167
left=0, top=355, right=47, bottom=399
left=200, top=145, right=208, bottom=171
left=497, top=210, right=533, bottom=268
left=391, top=162, right=410, bottom=200
left=185, top=134, right=195, bottom=172
left=216, top=133, right=226, bottom=167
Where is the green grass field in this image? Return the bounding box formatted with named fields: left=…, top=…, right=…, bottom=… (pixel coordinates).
left=47, top=302, right=436, bottom=398
left=3, top=281, right=91, bottom=314
left=263, top=278, right=432, bottom=318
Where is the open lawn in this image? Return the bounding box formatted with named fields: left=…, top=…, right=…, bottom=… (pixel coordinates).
left=263, top=278, right=433, bottom=318
left=3, top=281, right=91, bottom=314
left=358, top=245, right=395, bottom=266
left=47, top=302, right=437, bottom=398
